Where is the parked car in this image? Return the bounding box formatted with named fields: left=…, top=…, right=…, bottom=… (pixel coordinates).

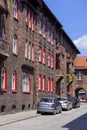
left=57, top=97, right=72, bottom=110
left=78, top=92, right=86, bottom=101
left=37, top=97, right=62, bottom=115
left=68, top=96, right=80, bottom=108
left=81, top=95, right=87, bottom=102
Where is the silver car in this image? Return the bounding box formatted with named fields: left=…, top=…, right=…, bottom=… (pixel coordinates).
left=37, top=97, right=62, bottom=115
left=57, top=97, right=72, bottom=110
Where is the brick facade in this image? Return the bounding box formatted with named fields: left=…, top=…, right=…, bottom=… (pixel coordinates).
left=0, top=0, right=79, bottom=114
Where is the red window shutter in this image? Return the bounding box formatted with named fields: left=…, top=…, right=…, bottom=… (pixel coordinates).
left=44, top=76, right=46, bottom=91
left=48, top=53, right=51, bottom=67
left=52, top=79, right=54, bottom=92
left=48, top=78, right=50, bottom=92
left=43, top=75, right=46, bottom=91
left=39, top=74, right=42, bottom=91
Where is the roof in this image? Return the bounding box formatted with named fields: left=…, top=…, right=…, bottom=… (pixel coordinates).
left=74, top=56, right=87, bottom=70
left=62, top=30, right=80, bottom=54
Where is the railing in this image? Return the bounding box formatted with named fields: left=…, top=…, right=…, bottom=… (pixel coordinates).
left=66, top=74, right=76, bottom=82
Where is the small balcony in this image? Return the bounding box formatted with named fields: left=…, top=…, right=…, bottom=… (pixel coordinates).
left=0, top=38, right=9, bottom=61
left=66, top=74, right=76, bottom=83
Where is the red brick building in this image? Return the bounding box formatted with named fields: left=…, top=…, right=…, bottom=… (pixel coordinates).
left=56, top=30, right=80, bottom=97
left=0, top=0, right=79, bottom=114
left=74, top=56, right=87, bottom=97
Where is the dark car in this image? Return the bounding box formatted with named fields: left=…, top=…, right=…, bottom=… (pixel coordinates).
left=37, top=97, right=62, bottom=115
left=68, top=96, right=80, bottom=108
left=81, top=95, right=87, bottom=102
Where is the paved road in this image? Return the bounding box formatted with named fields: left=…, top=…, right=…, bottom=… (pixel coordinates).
left=0, top=103, right=87, bottom=130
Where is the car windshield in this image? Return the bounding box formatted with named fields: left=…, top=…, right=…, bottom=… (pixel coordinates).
left=59, top=98, right=67, bottom=101
left=40, top=98, right=53, bottom=103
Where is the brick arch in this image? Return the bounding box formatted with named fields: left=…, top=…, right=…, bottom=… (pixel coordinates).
left=75, top=87, right=86, bottom=97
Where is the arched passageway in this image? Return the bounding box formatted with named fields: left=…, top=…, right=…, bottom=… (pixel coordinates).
left=75, top=87, right=86, bottom=98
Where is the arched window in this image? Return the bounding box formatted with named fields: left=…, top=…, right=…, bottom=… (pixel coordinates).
left=12, top=70, right=17, bottom=92
left=22, top=75, right=31, bottom=93
left=13, top=34, right=18, bottom=55
left=1, top=67, right=7, bottom=91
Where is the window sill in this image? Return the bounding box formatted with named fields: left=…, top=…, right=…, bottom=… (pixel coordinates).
left=23, top=91, right=31, bottom=94
left=0, top=88, right=7, bottom=92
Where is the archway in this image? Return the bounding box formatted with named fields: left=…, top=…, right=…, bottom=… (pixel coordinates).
left=75, top=87, right=86, bottom=98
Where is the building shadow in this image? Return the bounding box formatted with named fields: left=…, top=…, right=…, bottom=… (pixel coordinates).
left=63, top=113, right=87, bottom=130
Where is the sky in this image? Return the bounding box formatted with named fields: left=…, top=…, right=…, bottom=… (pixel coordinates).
left=44, top=0, right=87, bottom=56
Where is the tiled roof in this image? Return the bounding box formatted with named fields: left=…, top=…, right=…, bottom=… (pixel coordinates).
left=74, top=56, right=87, bottom=69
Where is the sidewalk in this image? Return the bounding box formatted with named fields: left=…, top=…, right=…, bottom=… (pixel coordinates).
left=0, top=110, right=40, bottom=126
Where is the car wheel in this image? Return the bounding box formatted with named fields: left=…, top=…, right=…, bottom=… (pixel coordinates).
left=53, top=109, right=56, bottom=115
left=37, top=111, right=40, bottom=114
left=67, top=106, right=69, bottom=111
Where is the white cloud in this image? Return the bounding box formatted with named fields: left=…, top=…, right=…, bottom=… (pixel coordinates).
left=74, top=35, right=87, bottom=49
left=73, top=35, right=87, bottom=56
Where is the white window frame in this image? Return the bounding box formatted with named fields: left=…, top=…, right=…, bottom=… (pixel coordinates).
left=1, top=67, right=7, bottom=90
left=12, top=71, right=17, bottom=92
left=77, top=71, right=83, bottom=80
left=14, top=0, right=18, bottom=19
left=22, top=76, right=31, bottom=93
left=13, top=34, right=18, bottom=55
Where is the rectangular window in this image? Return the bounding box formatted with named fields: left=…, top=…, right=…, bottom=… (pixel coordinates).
left=1, top=67, right=7, bottom=91
left=77, top=71, right=83, bottom=80
left=48, top=53, right=51, bottom=67
left=42, top=76, right=46, bottom=91
left=42, top=24, right=46, bottom=38
left=51, top=55, right=54, bottom=68
left=38, top=19, right=42, bottom=34
left=48, top=77, right=50, bottom=92
left=43, top=49, right=46, bottom=64
left=28, top=42, right=31, bottom=60
left=39, top=47, right=42, bottom=62
left=31, top=44, right=34, bottom=62
left=22, top=76, right=31, bottom=93
left=13, top=35, right=18, bottom=55
left=25, top=41, right=28, bottom=59
left=39, top=74, right=42, bottom=91
left=51, top=78, right=54, bottom=92
left=12, top=71, right=17, bottom=92
left=14, top=0, right=18, bottom=20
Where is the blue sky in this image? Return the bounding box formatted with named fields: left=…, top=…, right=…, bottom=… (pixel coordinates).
left=44, top=0, right=87, bottom=56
